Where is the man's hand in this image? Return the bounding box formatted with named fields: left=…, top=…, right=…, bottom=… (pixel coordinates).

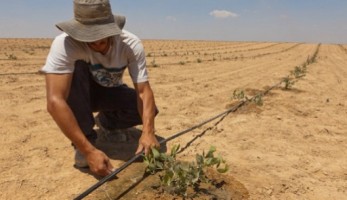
left=85, top=149, right=114, bottom=177
left=135, top=132, right=160, bottom=155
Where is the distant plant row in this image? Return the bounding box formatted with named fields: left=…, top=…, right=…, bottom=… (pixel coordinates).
left=148, top=43, right=303, bottom=68
left=2, top=45, right=52, bottom=61
left=146, top=43, right=281, bottom=58
left=231, top=43, right=321, bottom=106
left=144, top=41, right=265, bottom=55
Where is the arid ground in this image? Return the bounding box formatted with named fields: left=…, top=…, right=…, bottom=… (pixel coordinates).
left=0, top=39, right=346, bottom=199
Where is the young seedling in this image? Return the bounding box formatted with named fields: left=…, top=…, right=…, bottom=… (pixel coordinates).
left=252, top=93, right=263, bottom=106
left=150, top=58, right=159, bottom=68
left=232, top=89, right=246, bottom=101
left=291, top=66, right=306, bottom=78
left=143, top=145, right=228, bottom=197
left=8, top=53, right=17, bottom=60
left=282, top=76, right=296, bottom=90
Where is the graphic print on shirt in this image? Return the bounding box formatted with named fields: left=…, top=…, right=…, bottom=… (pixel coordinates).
left=89, top=64, right=126, bottom=87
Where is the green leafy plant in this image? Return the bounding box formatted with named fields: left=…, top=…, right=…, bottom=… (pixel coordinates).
left=252, top=93, right=263, bottom=106
left=232, top=89, right=263, bottom=106
left=232, top=89, right=246, bottom=101
left=291, top=65, right=306, bottom=78
left=282, top=76, right=296, bottom=90
left=7, top=53, right=17, bottom=60
left=143, top=145, right=228, bottom=197
left=150, top=58, right=159, bottom=67
left=179, top=61, right=186, bottom=65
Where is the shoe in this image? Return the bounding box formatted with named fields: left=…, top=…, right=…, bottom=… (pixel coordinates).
left=95, top=115, right=128, bottom=142
left=74, top=149, right=89, bottom=168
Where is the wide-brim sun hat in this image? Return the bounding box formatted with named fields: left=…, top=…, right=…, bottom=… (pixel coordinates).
left=56, top=0, right=126, bottom=42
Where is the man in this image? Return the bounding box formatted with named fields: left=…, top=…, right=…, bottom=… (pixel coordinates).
left=41, top=0, right=160, bottom=177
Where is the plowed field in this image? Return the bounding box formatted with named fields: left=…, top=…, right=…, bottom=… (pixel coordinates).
left=0, top=39, right=346, bottom=199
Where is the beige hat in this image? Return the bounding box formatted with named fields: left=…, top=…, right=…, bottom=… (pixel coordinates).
left=56, top=0, right=126, bottom=42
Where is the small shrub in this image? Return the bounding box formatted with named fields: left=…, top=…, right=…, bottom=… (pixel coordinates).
left=252, top=94, right=263, bottom=106
left=291, top=66, right=306, bottom=78
left=232, top=89, right=246, bottom=101
left=8, top=53, right=17, bottom=60
left=144, top=145, right=228, bottom=197
left=282, top=76, right=295, bottom=90
left=151, top=59, right=159, bottom=68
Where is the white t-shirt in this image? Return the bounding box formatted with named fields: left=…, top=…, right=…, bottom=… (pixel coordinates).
left=41, top=30, right=148, bottom=87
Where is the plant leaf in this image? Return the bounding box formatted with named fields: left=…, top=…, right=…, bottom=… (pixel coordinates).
left=152, top=147, right=160, bottom=159
left=170, top=144, right=180, bottom=157
left=206, top=146, right=216, bottom=158
left=217, top=164, right=229, bottom=173
left=196, top=154, right=204, bottom=166
left=162, top=171, right=174, bottom=186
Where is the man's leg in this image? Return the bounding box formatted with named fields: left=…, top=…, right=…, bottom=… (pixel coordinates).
left=66, top=60, right=97, bottom=143
left=67, top=60, right=158, bottom=137
left=92, top=84, right=144, bottom=130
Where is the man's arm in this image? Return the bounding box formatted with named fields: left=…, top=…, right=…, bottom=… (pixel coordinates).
left=45, top=73, right=113, bottom=176
left=134, top=81, right=160, bottom=155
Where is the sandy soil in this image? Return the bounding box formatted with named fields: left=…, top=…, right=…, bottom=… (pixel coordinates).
left=0, top=39, right=346, bottom=199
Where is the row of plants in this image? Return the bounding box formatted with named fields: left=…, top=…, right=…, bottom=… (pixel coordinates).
left=282, top=43, right=321, bottom=89
left=144, top=41, right=262, bottom=55
left=231, top=43, right=321, bottom=104
left=148, top=43, right=303, bottom=67
left=146, top=43, right=280, bottom=58
left=1, top=43, right=53, bottom=60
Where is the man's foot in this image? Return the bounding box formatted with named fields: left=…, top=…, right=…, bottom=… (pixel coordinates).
left=95, top=115, right=128, bottom=142
left=74, top=149, right=89, bottom=168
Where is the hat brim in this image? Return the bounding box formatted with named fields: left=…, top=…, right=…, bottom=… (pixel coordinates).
left=56, top=15, right=126, bottom=42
